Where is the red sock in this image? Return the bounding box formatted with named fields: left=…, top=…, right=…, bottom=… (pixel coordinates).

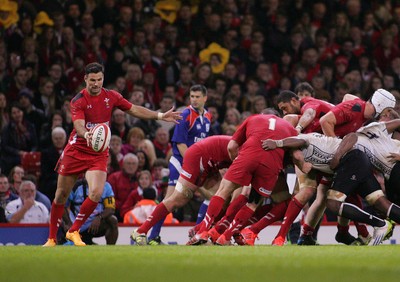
left=223, top=205, right=254, bottom=240
left=276, top=197, right=304, bottom=238
left=198, top=196, right=225, bottom=232
left=250, top=203, right=273, bottom=224
left=302, top=223, right=315, bottom=236
left=137, top=202, right=169, bottom=234
left=69, top=198, right=98, bottom=232
left=354, top=222, right=369, bottom=237
left=337, top=223, right=350, bottom=233
left=215, top=194, right=248, bottom=233
left=251, top=199, right=290, bottom=234
left=49, top=202, right=65, bottom=240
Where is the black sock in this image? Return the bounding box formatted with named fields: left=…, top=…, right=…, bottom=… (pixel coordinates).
left=340, top=203, right=385, bottom=227
left=388, top=203, right=400, bottom=224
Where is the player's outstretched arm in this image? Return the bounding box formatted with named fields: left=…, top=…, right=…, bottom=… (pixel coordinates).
left=384, top=119, right=400, bottom=134
left=291, top=149, right=313, bottom=174
left=319, top=112, right=337, bottom=137
left=329, top=133, right=357, bottom=170
left=261, top=138, right=307, bottom=150
left=296, top=108, right=316, bottom=133
left=227, top=140, right=240, bottom=160
left=74, top=119, right=92, bottom=147
left=126, top=105, right=182, bottom=124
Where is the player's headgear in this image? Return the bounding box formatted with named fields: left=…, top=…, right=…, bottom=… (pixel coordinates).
left=371, top=89, right=396, bottom=118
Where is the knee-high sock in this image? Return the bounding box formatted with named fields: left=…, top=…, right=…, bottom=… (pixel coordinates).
left=196, top=200, right=210, bottom=224
left=148, top=217, right=165, bottom=240
left=276, top=197, right=304, bottom=238
left=69, top=198, right=98, bottom=232
left=248, top=203, right=273, bottom=225
left=346, top=194, right=369, bottom=237
left=215, top=194, right=248, bottom=234
left=339, top=202, right=385, bottom=227
left=251, top=199, right=290, bottom=234
left=223, top=205, right=254, bottom=240
left=301, top=223, right=315, bottom=236
left=198, top=196, right=225, bottom=233
left=137, top=202, right=169, bottom=235
left=387, top=203, right=400, bottom=223
left=49, top=202, right=65, bottom=240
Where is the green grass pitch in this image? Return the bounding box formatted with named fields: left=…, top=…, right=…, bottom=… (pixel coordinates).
left=1, top=245, right=399, bottom=282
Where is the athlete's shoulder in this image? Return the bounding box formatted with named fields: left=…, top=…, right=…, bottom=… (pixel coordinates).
left=71, top=90, right=85, bottom=104
left=181, top=106, right=193, bottom=117
left=204, top=108, right=212, bottom=121
left=103, top=88, right=121, bottom=96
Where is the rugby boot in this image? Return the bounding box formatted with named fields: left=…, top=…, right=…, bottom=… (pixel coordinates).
left=186, top=231, right=209, bottom=245
left=130, top=229, right=147, bottom=246
left=240, top=228, right=258, bottom=246
left=148, top=236, right=164, bottom=245
left=351, top=234, right=372, bottom=246
left=297, top=234, right=318, bottom=245
left=370, top=220, right=393, bottom=246
left=208, top=227, right=221, bottom=244
left=66, top=230, right=86, bottom=246
left=215, top=234, right=232, bottom=246
left=271, top=235, right=285, bottom=246
left=42, top=238, right=56, bottom=247
left=335, top=231, right=357, bottom=245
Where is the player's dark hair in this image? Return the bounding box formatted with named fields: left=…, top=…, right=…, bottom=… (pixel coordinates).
left=261, top=107, right=281, bottom=117
left=294, top=82, right=315, bottom=97
left=190, top=84, right=208, bottom=96
left=85, top=62, right=104, bottom=74
left=277, top=90, right=298, bottom=103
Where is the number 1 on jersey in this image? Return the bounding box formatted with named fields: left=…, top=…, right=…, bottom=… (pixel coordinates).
left=268, top=118, right=276, bottom=130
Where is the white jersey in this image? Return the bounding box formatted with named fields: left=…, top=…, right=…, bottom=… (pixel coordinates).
left=5, top=198, right=49, bottom=223
left=355, top=122, right=400, bottom=179
left=296, top=133, right=342, bottom=174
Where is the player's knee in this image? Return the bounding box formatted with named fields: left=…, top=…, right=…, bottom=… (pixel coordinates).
left=365, top=190, right=385, bottom=206
left=105, top=215, right=118, bottom=228
left=54, top=190, right=69, bottom=205
left=326, top=189, right=346, bottom=214
left=271, top=191, right=291, bottom=203
left=295, top=187, right=315, bottom=204
left=326, top=199, right=340, bottom=215
left=246, top=202, right=258, bottom=211
left=175, top=182, right=193, bottom=199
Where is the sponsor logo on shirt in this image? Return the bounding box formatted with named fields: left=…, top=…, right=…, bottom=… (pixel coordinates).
left=258, top=187, right=272, bottom=195
left=194, top=137, right=204, bottom=143
left=104, top=98, right=110, bottom=108
left=181, top=170, right=192, bottom=179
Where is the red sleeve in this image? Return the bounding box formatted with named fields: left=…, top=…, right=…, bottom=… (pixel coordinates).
left=330, top=100, right=362, bottom=126
left=71, top=95, right=85, bottom=121
left=231, top=118, right=248, bottom=146
left=112, top=90, right=132, bottom=111
left=301, top=101, right=319, bottom=115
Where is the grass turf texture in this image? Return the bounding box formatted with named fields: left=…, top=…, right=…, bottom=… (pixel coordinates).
left=1, top=245, right=399, bottom=282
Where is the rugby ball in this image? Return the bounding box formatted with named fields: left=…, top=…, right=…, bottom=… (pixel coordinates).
left=90, top=123, right=111, bottom=152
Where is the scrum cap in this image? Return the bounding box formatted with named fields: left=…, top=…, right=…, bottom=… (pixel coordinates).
left=371, top=89, right=396, bottom=118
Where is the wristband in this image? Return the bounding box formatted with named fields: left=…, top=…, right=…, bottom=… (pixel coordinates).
left=84, top=132, right=90, bottom=139
left=157, top=112, right=163, bottom=120
left=275, top=140, right=284, bottom=147
left=295, top=124, right=304, bottom=132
